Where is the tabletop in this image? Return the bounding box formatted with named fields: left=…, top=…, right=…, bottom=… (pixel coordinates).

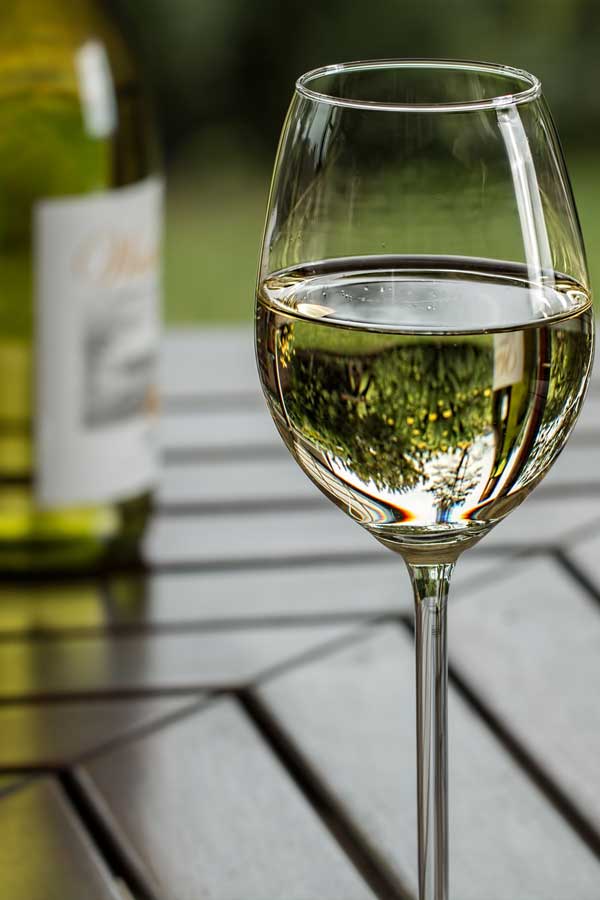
left=2, top=326, right=600, bottom=900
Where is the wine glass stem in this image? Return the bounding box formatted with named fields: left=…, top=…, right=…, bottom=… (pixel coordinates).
left=408, top=563, right=453, bottom=900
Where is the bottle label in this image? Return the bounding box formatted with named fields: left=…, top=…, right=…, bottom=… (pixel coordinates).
left=34, top=177, right=163, bottom=508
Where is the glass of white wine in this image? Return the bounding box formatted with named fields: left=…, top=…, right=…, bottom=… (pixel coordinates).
left=255, top=60, right=593, bottom=899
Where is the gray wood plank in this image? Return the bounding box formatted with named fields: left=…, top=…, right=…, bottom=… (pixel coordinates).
left=539, top=442, right=600, bottom=491
left=571, top=392, right=600, bottom=441
left=160, top=327, right=600, bottom=401
left=104, top=553, right=502, bottom=625
left=160, top=327, right=258, bottom=399
left=0, top=623, right=356, bottom=700
left=145, top=506, right=385, bottom=567
left=0, top=555, right=495, bottom=637
left=0, top=697, right=189, bottom=768
left=158, top=397, right=600, bottom=456
left=480, top=494, right=600, bottom=549
left=159, top=406, right=278, bottom=453
left=158, top=440, right=600, bottom=508
left=0, top=778, right=119, bottom=899
left=565, top=530, right=600, bottom=593
left=145, top=496, right=600, bottom=567
left=449, top=556, right=600, bottom=835
left=78, top=698, right=375, bottom=900
left=259, top=624, right=600, bottom=899
left=158, top=455, right=319, bottom=506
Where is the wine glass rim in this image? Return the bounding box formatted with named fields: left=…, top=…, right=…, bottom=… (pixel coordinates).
left=295, top=58, right=542, bottom=113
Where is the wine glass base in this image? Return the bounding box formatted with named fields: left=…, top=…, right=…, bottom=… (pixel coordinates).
left=372, top=524, right=489, bottom=564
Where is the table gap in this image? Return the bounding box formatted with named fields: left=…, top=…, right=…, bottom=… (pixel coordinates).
left=553, top=548, right=600, bottom=614
left=0, top=548, right=531, bottom=642
left=162, top=445, right=287, bottom=465
left=0, top=611, right=397, bottom=644
left=238, top=690, right=413, bottom=900
left=156, top=496, right=325, bottom=517
left=395, top=616, right=600, bottom=863
left=0, top=546, right=528, bottom=585
left=155, top=483, right=600, bottom=518
left=59, top=771, right=157, bottom=900
left=0, top=625, right=377, bottom=706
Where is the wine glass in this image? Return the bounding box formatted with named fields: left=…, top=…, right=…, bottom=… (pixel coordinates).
left=254, top=59, right=593, bottom=899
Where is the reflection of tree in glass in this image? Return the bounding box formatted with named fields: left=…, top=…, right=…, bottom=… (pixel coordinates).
left=284, top=328, right=493, bottom=495
left=425, top=441, right=490, bottom=522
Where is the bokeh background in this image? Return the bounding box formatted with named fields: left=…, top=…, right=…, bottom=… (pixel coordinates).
left=114, top=0, right=600, bottom=323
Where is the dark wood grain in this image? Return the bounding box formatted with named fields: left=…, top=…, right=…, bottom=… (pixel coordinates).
left=0, top=622, right=358, bottom=700
left=259, top=624, right=600, bottom=899
left=0, top=697, right=191, bottom=769
left=0, top=778, right=119, bottom=899
left=78, top=698, right=375, bottom=900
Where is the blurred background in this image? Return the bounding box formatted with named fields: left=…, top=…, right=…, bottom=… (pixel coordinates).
left=113, top=0, right=600, bottom=324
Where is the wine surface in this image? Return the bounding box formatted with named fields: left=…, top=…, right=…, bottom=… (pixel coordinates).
left=256, top=256, right=593, bottom=561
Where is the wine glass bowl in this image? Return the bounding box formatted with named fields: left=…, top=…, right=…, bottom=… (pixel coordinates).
left=257, top=260, right=592, bottom=564
left=255, top=59, right=593, bottom=899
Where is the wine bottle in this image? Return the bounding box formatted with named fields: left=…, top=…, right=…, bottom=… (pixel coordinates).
left=0, top=0, right=163, bottom=570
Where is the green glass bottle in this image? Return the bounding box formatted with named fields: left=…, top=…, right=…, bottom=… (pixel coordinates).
left=0, top=0, right=163, bottom=570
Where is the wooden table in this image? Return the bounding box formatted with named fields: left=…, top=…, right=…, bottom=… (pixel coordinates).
left=2, top=327, right=600, bottom=900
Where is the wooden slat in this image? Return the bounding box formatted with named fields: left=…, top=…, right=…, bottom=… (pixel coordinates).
left=565, top=531, right=600, bottom=594
left=158, top=441, right=600, bottom=509
left=449, top=556, right=600, bottom=834
left=540, top=443, right=600, bottom=491
left=160, top=328, right=258, bottom=399
left=0, top=623, right=356, bottom=700
left=145, top=506, right=385, bottom=567
left=0, top=774, right=24, bottom=792
left=159, top=406, right=277, bottom=454
left=158, top=455, right=319, bottom=507
left=0, top=778, right=119, bottom=899
left=144, top=496, right=600, bottom=568
left=102, top=553, right=503, bottom=625
left=571, top=393, right=600, bottom=442
left=0, top=581, right=106, bottom=634
left=158, top=398, right=600, bottom=456
left=160, top=328, right=600, bottom=403
left=478, top=494, right=600, bottom=549
left=259, top=624, right=600, bottom=899
left=0, top=555, right=495, bottom=637
left=78, top=698, right=375, bottom=900
left=0, top=697, right=189, bottom=769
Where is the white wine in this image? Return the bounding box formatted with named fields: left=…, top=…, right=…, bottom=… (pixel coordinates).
left=0, top=0, right=162, bottom=569
left=256, top=257, right=593, bottom=562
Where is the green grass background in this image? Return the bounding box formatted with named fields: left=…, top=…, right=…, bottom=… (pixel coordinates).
left=164, top=154, right=600, bottom=324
